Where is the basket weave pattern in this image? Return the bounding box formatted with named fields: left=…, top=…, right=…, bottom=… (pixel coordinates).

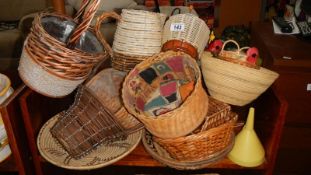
left=154, top=98, right=237, bottom=161
left=122, top=51, right=209, bottom=139
left=162, top=14, right=210, bottom=57
left=201, top=51, right=279, bottom=106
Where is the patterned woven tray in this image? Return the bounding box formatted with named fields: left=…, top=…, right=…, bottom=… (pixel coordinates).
left=37, top=114, right=142, bottom=170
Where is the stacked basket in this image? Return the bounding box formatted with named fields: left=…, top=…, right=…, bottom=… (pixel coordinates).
left=18, top=0, right=111, bottom=97
left=162, top=13, right=210, bottom=59
left=100, top=9, right=167, bottom=72
left=201, top=40, right=279, bottom=106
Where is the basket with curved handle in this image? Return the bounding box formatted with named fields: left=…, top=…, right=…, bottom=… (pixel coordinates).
left=218, top=40, right=259, bottom=69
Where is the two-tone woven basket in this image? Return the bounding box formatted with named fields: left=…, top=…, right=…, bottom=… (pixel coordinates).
left=162, top=13, right=210, bottom=59
left=201, top=51, right=279, bottom=106
left=99, top=10, right=166, bottom=72
left=122, top=51, right=209, bottom=139
left=153, top=97, right=237, bottom=161
left=18, top=0, right=111, bottom=97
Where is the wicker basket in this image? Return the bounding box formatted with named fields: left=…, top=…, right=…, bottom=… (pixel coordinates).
left=153, top=97, right=236, bottom=161
left=201, top=51, right=279, bottom=106
left=112, top=9, right=166, bottom=56
left=122, top=51, right=209, bottom=139
left=162, top=13, right=210, bottom=59
left=50, top=68, right=143, bottom=159
left=18, top=0, right=111, bottom=98
left=218, top=40, right=259, bottom=69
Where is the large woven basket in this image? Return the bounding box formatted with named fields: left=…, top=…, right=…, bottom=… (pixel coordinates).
left=162, top=13, right=210, bottom=59
left=50, top=68, right=143, bottom=159
left=122, top=51, right=209, bottom=139
left=18, top=0, right=111, bottom=98
left=201, top=51, right=279, bottom=106
left=154, top=97, right=236, bottom=161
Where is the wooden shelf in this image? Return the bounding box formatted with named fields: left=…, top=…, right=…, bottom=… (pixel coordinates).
left=18, top=81, right=287, bottom=175
left=0, top=155, right=18, bottom=172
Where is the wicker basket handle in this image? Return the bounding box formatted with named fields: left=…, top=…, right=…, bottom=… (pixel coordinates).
left=95, top=12, right=122, bottom=57
left=220, top=39, right=240, bottom=54
left=67, top=0, right=100, bottom=49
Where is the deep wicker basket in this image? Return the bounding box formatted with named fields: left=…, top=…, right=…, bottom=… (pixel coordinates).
left=154, top=97, right=236, bottom=161
left=50, top=68, right=143, bottom=159
left=162, top=13, right=210, bottom=59
left=122, top=51, right=209, bottom=139
left=201, top=51, right=279, bottom=106
left=18, top=0, right=111, bottom=97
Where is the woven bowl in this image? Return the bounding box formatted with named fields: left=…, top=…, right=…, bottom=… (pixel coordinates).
left=201, top=52, right=279, bottom=106
left=122, top=51, right=209, bottom=139
left=154, top=98, right=236, bottom=161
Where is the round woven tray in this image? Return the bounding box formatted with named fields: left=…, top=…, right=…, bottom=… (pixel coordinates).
left=142, top=130, right=234, bottom=170
left=37, top=114, right=142, bottom=170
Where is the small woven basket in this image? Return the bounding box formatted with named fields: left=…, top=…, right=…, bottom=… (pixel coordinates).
left=154, top=97, right=236, bottom=161
left=50, top=68, right=143, bottom=159
left=201, top=51, right=279, bottom=106
left=162, top=13, right=210, bottom=59
left=122, top=51, right=209, bottom=139
left=18, top=0, right=111, bottom=98
left=218, top=40, right=259, bottom=69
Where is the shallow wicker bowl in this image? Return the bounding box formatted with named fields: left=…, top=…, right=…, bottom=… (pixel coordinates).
left=122, top=51, right=209, bottom=139
left=201, top=52, right=279, bottom=106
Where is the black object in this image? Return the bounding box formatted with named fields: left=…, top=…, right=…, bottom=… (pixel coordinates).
left=272, top=16, right=293, bottom=33
left=296, top=21, right=311, bottom=37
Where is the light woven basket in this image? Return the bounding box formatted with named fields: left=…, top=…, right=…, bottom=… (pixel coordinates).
left=162, top=13, right=210, bottom=59
left=154, top=97, right=236, bottom=161
left=112, top=9, right=167, bottom=56
left=201, top=51, right=279, bottom=106
left=18, top=0, right=111, bottom=98
left=122, top=51, right=209, bottom=139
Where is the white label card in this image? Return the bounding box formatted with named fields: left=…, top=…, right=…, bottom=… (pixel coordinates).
left=170, top=23, right=185, bottom=32
left=307, top=83, right=311, bottom=91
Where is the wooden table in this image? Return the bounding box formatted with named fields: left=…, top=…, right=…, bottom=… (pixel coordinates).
left=251, top=21, right=311, bottom=174
left=18, top=82, right=287, bottom=175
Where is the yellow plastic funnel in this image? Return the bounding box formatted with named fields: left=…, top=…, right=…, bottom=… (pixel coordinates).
left=228, top=107, right=265, bottom=167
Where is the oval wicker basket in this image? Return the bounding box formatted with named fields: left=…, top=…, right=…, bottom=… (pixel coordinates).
left=153, top=97, right=236, bottom=161
left=201, top=51, right=279, bottom=106
left=122, top=51, right=209, bottom=139
left=18, top=0, right=111, bottom=98
left=162, top=13, right=210, bottom=59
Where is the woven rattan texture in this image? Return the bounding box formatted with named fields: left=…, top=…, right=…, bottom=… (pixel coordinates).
left=154, top=104, right=237, bottom=161
left=201, top=51, right=279, bottom=106
left=50, top=86, right=127, bottom=159
left=38, top=114, right=142, bottom=170
left=162, top=14, right=210, bottom=57
left=112, top=9, right=166, bottom=56
left=122, top=51, right=209, bottom=139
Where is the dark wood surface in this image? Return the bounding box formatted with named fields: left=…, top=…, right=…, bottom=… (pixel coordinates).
left=0, top=84, right=35, bottom=175
left=251, top=21, right=311, bottom=175
left=18, top=82, right=287, bottom=175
